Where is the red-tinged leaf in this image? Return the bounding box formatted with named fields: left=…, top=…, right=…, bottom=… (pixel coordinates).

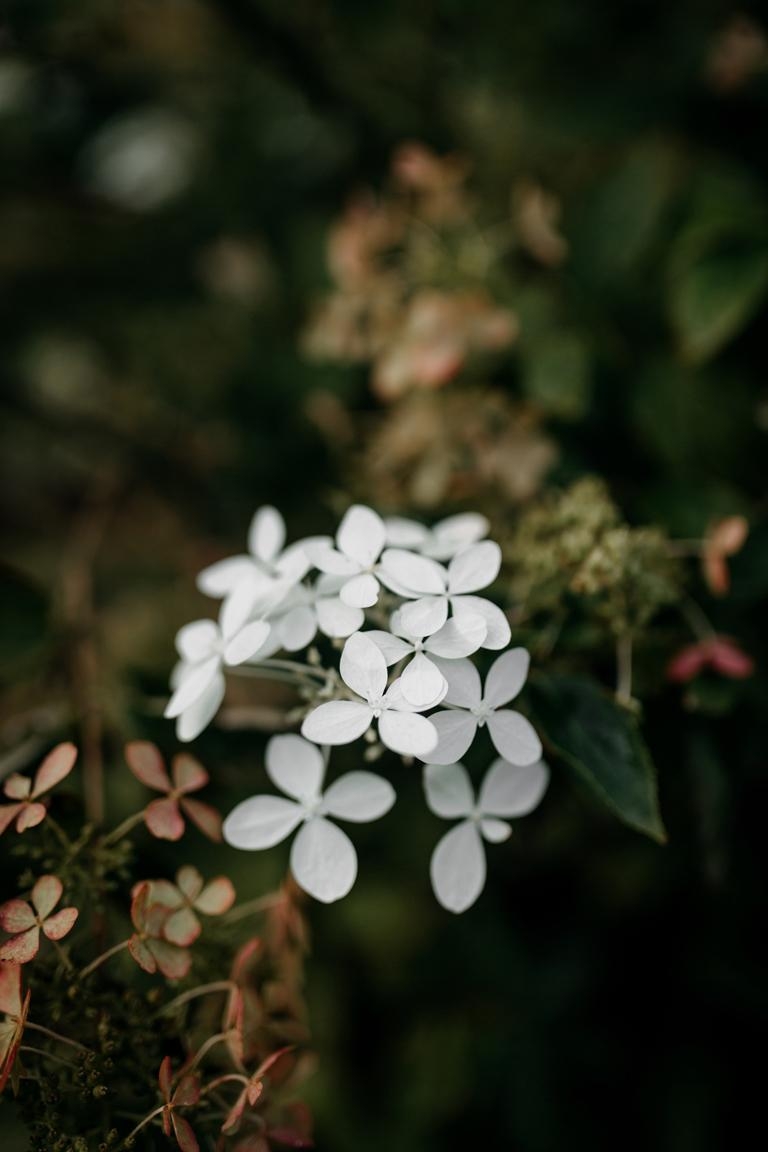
left=171, top=1112, right=200, bottom=1152
left=145, top=797, right=185, bottom=841
left=125, top=741, right=172, bottom=792
left=172, top=754, right=208, bottom=795
left=42, top=906, right=78, bottom=941
left=15, top=803, right=47, bottom=833
left=33, top=743, right=77, bottom=796
left=0, top=805, right=23, bottom=836
left=0, top=964, right=22, bottom=1015
left=194, top=876, right=236, bottom=916
left=150, top=940, right=192, bottom=980
left=158, top=1055, right=174, bottom=1100
left=0, top=927, right=40, bottom=964
left=2, top=776, right=30, bottom=801
left=173, top=1073, right=201, bottom=1107
left=31, top=875, right=62, bottom=920
left=0, top=900, right=36, bottom=933
left=175, top=866, right=203, bottom=903
left=163, top=907, right=201, bottom=948
left=128, top=935, right=158, bottom=974
left=180, top=798, right=221, bottom=842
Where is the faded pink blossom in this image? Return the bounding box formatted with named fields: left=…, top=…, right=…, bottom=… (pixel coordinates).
left=0, top=963, right=30, bottom=1092
left=667, top=636, right=755, bottom=683
left=0, top=743, right=77, bottom=836
left=128, top=881, right=191, bottom=979
left=125, top=742, right=222, bottom=841
left=158, top=1056, right=201, bottom=1152
left=0, top=875, right=78, bottom=963
left=137, top=866, right=235, bottom=947
left=702, top=516, right=749, bottom=596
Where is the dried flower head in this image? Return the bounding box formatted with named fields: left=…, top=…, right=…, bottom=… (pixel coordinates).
left=125, top=742, right=222, bottom=840
left=0, top=875, right=78, bottom=963
left=0, top=743, right=77, bottom=835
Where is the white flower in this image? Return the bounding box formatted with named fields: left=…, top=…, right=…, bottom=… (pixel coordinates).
left=223, top=734, right=395, bottom=902
left=307, top=504, right=389, bottom=608
left=421, top=649, right=542, bottom=766
left=384, top=512, right=489, bottom=560
left=366, top=610, right=486, bottom=709
left=424, top=758, right=549, bottom=912
left=379, top=541, right=510, bottom=650
left=259, top=574, right=365, bottom=656
left=301, top=633, right=439, bottom=757
left=165, top=607, right=272, bottom=742
left=197, top=506, right=325, bottom=633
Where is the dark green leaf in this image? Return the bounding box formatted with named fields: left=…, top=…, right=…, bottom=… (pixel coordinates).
left=668, top=242, right=768, bottom=364
left=528, top=673, right=666, bottom=842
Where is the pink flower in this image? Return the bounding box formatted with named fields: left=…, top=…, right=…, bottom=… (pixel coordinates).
left=667, top=636, right=755, bottom=683
left=702, top=516, right=748, bottom=596
left=0, top=876, right=78, bottom=963
left=0, top=743, right=77, bottom=836
left=125, top=742, right=222, bottom=841
left=137, top=866, right=236, bottom=947
left=127, top=882, right=192, bottom=980
left=0, top=963, right=30, bottom=1092
left=220, top=1047, right=294, bottom=1136
left=158, top=1056, right=201, bottom=1152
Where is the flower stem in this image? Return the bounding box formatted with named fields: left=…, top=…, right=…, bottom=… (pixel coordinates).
left=79, top=938, right=130, bottom=979
left=615, top=632, right=633, bottom=706
left=223, top=891, right=284, bottom=924
left=101, top=811, right=145, bottom=847
left=122, top=1105, right=164, bottom=1147
left=159, top=981, right=237, bottom=1016
left=20, top=1045, right=78, bottom=1070
left=25, top=1021, right=90, bottom=1051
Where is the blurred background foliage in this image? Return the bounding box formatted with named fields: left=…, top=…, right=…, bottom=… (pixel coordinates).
left=2, top=1, right=768, bottom=1149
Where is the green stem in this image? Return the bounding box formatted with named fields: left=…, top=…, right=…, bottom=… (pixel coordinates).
left=615, top=632, right=633, bottom=705
left=101, top=811, right=145, bottom=847
left=25, top=1021, right=89, bottom=1051
left=79, top=938, right=131, bottom=979
left=223, top=891, right=284, bottom=924
left=159, top=981, right=237, bottom=1016
left=122, top=1105, right=164, bottom=1147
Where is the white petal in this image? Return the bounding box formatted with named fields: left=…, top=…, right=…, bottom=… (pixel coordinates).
left=196, top=556, right=255, bottom=598
left=219, top=579, right=262, bottom=637
left=301, top=701, right=373, bottom=746
left=400, top=653, right=448, bottom=710
left=379, top=549, right=446, bottom=595
left=479, top=757, right=550, bottom=817
left=396, top=595, right=449, bottom=638
left=290, top=817, right=357, bottom=903
left=176, top=672, right=226, bottom=741
left=450, top=595, right=511, bottom=649
left=315, top=595, right=364, bottom=638
left=277, top=605, right=317, bottom=651
left=223, top=794, right=303, bottom=849
left=384, top=516, right=429, bottom=549
left=480, top=817, right=511, bottom=843
left=310, top=545, right=360, bottom=577
left=223, top=620, right=272, bottom=665
left=340, top=632, right=388, bottom=700
left=365, top=630, right=414, bottom=665
left=427, top=512, right=489, bottom=559
left=266, top=734, right=325, bottom=802
left=340, top=572, right=380, bottom=608
left=248, top=506, right=285, bottom=563
left=323, top=771, right=395, bottom=822
left=425, top=614, right=487, bottom=658
left=378, top=710, right=438, bottom=757
left=419, top=710, right=477, bottom=765
left=487, top=710, right=543, bottom=766
left=165, top=656, right=220, bottom=718
left=430, top=821, right=486, bottom=913
left=483, top=648, right=530, bottom=708
left=423, top=762, right=474, bottom=819
left=176, top=619, right=219, bottom=663
left=275, top=539, right=314, bottom=583
left=447, top=541, right=501, bottom=594
left=337, top=504, right=385, bottom=568
left=431, top=657, right=482, bottom=707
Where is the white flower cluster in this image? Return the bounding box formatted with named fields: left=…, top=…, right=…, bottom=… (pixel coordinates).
left=167, top=505, right=548, bottom=912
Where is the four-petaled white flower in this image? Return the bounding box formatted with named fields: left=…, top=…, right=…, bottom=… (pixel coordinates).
left=301, top=633, right=439, bottom=757
left=223, top=735, right=395, bottom=903
left=381, top=541, right=511, bottom=650
left=424, top=758, right=549, bottom=912
left=256, top=574, right=365, bottom=656
left=384, top=512, right=489, bottom=560
left=307, top=504, right=391, bottom=608
left=165, top=607, right=275, bottom=742
left=421, top=649, right=542, bottom=767
left=366, top=609, right=486, bottom=709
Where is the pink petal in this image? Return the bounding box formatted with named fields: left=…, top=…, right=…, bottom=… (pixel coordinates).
left=180, top=798, right=222, bottom=842
left=158, top=1055, right=173, bottom=1098
left=0, top=926, right=40, bottom=964
left=171, top=1113, right=200, bottom=1152
left=175, top=866, right=204, bottom=902
left=125, top=741, right=172, bottom=792
left=0, top=805, right=23, bottom=836
left=666, top=644, right=709, bottom=683
left=16, top=803, right=47, bottom=833
left=0, top=899, right=36, bottom=933
left=31, top=875, right=63, bottom=919
left=33, top=742, right=77, bottom=797
left=0, top=963, right=22, bottom=1016
left=163, top=907, right=201, bottom=947
left=2, top=775, right=31, bottom=801
left=150, top=940, right=192, bottom=980
left=172, top=754, right=209, bottom=795
left=194, top=876, right=236, bottom=916
left=173, top=1073, right=201, bottom=1107
left=709, top=637, right=755, bottom=679
left=42, top=907, right=78, bottom=941
left=129, top=935, right=158, bottom=973
left=145, top=797, right=185, bottom=841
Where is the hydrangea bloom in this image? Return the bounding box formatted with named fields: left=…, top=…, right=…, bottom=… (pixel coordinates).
left=0, top=743, right=77, bottom=835
left=301, top=633, right=440, bottom=756
left=307, top=504, right=389, bottom=608
left=197, top=505, right=317, bottom=605
left=384, top=512, right=489, bottom=560
left=365, top=611, right=486, bottom=708
left=224, top=734, right=395, bottom=902
left=424, top=759, right=549, bottom=912
left=0, top=875, right=78, bottom=963
left=421, top=649, right=542, bottom=766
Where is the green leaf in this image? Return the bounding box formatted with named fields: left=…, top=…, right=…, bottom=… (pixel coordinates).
left=522, top=331, right=591, bottom=420
left=528, top=673, right=666, bottom=842
left=669, top=242, right=768, bottom=364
